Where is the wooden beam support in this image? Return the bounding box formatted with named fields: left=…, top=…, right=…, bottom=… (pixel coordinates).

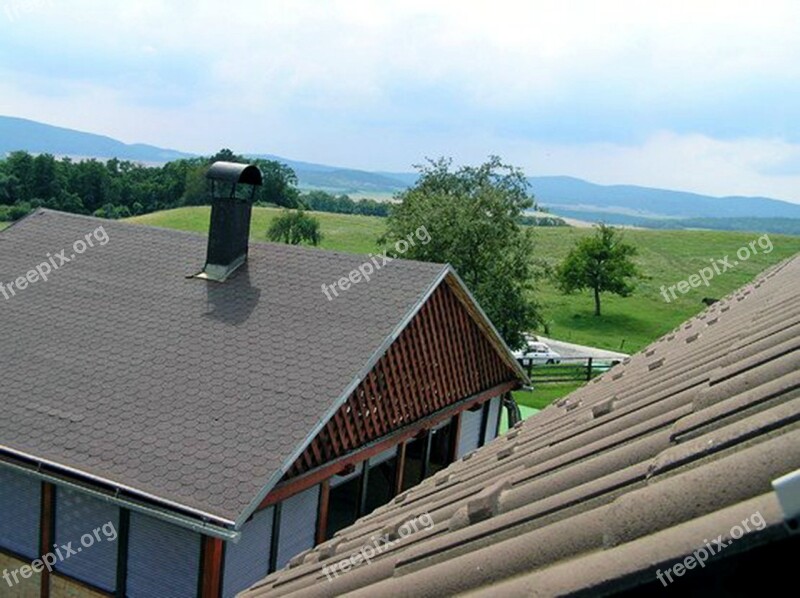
left=479, top=399, right=492, bottom=447
left=268, top=503, right=282, bottom=573
left=114, top=509, right=130, bottom=598
left=420, top=429, right=432, bottom=481
left=257, top=379, right=519, bottom=510
left=357, top=457, right=370, bottom=517
left=199, top=536, right=224, bottom=598
left=393, top=442, right=406, bottom=497
left=39, top=482, right=55, bottom=598
left=448, top=412, right=462, bottom=463
left=315, top=479, right=330, bottom=545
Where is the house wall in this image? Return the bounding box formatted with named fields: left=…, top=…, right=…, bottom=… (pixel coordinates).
left=0, top=464, right=205, bottom=597
left=0, top=552, right=42, bottom=598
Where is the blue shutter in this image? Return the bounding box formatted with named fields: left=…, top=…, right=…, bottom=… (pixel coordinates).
left=485, top=397, right=502, bottom=442
left=0, top=468, right=40, bottom=558
left=276, top=485, right=319, bottom=569
left=457, top=408, right=483, bottom=458
left=126, top=512, right=201, bottom=598
left=222, top=507, right=273, bottom=598
left=54, top=487, right=119, bottom=592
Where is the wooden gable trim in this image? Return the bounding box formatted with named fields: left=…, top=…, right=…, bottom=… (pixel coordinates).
left=282, top=280, right=520, bottom=480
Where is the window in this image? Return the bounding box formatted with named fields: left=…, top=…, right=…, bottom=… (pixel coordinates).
left=276, top=485, right=320, bottom=569
left=364, top=447, right=397, bottom=515
left=54, top=487, right=120, bottom=592
left=401, top=435, right=427, bottom=492
left=126, top=512, right=201, bottom=597
left=222, top=507, right=273, bottom=598
left=327, top=464, right=362, bottom=539
left=427, top=422, right=454, bottom=477
left=457, top=408, right=483, bottom=458
left=0, top=468, right=40, bottom=559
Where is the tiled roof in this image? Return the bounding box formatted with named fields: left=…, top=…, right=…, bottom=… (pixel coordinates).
left=0, top=209, right=449, bottom=523
left=241, top=254, right=800, bottom=596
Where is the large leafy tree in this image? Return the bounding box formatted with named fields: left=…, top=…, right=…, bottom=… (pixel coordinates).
left=267, top=209, right=322, bottom=246
left=382, top=156, right=541, bottom=349
left=556, top=223, right=641, bottom=316
left=257, top=160, right=300, bottom=208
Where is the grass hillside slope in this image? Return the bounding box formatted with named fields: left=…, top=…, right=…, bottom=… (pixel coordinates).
left=128, top=206, right=383, bottom=254
left=127, top=207, right=800, bottom=352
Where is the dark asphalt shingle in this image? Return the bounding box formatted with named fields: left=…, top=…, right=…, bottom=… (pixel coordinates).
left=0, top=209, right=446, bottom=522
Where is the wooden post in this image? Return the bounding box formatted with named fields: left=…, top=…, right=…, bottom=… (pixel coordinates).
left=199, top=536, right=224, bottom=598
left=394, top=442, right=407, bottom=496
left=315, top=479, right=330, bottom=545
left=357, top=459, right=371, bottom=517
left=39, top=482, right=55, bottom=598
left=420, top=430, right=432, bottom=480
left=269, top=503, right=282, bottom=573
left=115, top=509, right=130, bottom=597
left=448, top=413, right=462, bottom=463
left=479, top=400, right=491, bottom=446
left=586, top=357, right=593, bottom=381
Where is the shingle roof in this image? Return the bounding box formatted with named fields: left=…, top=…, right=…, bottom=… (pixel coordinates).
left=0, top=209, right=449, bottom=523
left=241, top=254, right=800, bottom=596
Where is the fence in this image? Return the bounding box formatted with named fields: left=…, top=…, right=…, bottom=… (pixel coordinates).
left=516, top=356, right=622, bottom=384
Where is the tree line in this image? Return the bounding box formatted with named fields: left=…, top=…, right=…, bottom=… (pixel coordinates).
left=0, top=148, right=390, bottom=222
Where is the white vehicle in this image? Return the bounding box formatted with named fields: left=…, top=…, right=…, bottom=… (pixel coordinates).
left=513, top=341, right=562, bottom=365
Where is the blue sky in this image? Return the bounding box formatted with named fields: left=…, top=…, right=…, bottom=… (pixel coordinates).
left=1, top=0, right=799, bottom=202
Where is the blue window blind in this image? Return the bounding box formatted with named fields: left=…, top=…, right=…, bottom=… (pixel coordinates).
left=0, top=467, right=41, bottom=559
left=222, top=507, right=274, bottom=598
left=457, top=408, right=483, bottom=458
left=126, top=511, right=201, bottom=598
left=276, top=485, right=320, bottom=569
left=54, top=487, right=120, bottom=592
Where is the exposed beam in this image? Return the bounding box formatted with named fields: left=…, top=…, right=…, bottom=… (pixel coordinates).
left=199, top=536, right=224, bottom=598
left=256, top=380, right=519, bottom=510
left=114, top=509, right=130, bottom=598
left=357, top=457, right=371, bottom=517
left=393, top=442, right=406, bottom=497
left=315, top=479, right=330, bottom=545
left=39, top=482, right=55, bottom=598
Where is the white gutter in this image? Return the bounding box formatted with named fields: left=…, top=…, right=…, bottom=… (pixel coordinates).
left=0, top=448, right=239, bottom=541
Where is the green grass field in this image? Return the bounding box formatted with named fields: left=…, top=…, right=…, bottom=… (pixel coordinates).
left=127, top=207, right=800, bottom=353
left=532, top=227, right=800, bottom=352
left=128, top=206, right=384, bottom=255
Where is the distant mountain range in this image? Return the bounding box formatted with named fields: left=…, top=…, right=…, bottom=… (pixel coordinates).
left=3, top=115, right=800, bottom=233
left=0, top=115, right=193, bottom=163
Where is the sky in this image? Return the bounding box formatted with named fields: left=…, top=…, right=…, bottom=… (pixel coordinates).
left=1, top=0, right=799, bottom=202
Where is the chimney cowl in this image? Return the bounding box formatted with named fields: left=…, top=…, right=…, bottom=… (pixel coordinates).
left=197, top=161, right=263, bottom=282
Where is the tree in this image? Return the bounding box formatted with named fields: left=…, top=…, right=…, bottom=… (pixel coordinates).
left=256, top=160, right=300, bottom=208
left=381, top=156, right=542, bottom=349
left=267, top=209, right=322, bottom=246
left=556, top=223, right=641, bottom=316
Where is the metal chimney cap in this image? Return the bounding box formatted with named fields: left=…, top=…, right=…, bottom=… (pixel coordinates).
left=206, top=161, right=263, bottom=186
